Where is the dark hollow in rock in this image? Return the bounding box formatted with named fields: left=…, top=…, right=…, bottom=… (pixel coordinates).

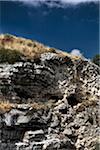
left=1, top=126, right=24, bottom=143
left=1, top=120, right=47, bottom=143
left=14, top=87, right=33, bottom=99
left=67, top=94, right=79, bottom=107
left=46, top=94, right=63, bottom=102
left=59, top=107, right=67, bottom=114
left=87, top=116, right=94, bottom=125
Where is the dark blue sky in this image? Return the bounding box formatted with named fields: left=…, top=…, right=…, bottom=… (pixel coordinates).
left=0, top=1, right=99, bottom=58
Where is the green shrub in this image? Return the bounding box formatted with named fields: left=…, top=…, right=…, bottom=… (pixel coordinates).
left=4, top=34, right=13, bottom=39
left=92, top=54, right=100, bottom=67
left=0, top=48, right=23, bottom=64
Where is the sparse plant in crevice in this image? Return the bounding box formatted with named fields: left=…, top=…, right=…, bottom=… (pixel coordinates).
left=0, top=101, right=14, bottom=114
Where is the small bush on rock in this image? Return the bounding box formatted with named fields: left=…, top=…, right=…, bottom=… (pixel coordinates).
left=0, top=48, right=23, bottom=64
left=92, top=54, right=100, bottom=67
left=4, top=34, right=13, bottom=38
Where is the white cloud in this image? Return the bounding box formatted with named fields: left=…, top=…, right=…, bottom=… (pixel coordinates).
left=10, top=0, right=99, bottom=7
left=60, top=0, right=99, bottom=3
left=70, top=49, right=83, bottom=57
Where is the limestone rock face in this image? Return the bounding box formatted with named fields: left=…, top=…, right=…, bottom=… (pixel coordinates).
left=0, top=35, right=99, bottom=150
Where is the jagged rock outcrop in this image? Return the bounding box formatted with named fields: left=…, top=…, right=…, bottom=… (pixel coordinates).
left=0, top=34, right=99, bottom=150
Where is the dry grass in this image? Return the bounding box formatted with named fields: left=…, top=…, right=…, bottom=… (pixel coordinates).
left=0, top=102, right=45, bottom=115
left=0, top=34, right=56, bottom=59
left=0, top=101, right=14, bottom=114
left=76, top=98, right=97, bottom=112
left=0, top=34, right=80, bottom=60
left=30, top=100, right=55, bottom=110
left=30, top=102, right=47, bottom=110
left=0, top=99, right=55, bottom=114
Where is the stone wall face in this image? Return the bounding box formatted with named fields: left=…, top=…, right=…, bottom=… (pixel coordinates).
left=0, top=52, right=99, bottom=150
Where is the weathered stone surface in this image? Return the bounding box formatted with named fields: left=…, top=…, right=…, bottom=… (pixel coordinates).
left=0, top=35, right=99, bottom=150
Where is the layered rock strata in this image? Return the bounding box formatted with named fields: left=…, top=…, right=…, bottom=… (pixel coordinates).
left=0, top=34, right=99, bottom=150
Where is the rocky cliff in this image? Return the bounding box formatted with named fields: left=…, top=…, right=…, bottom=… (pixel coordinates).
left=0, top=34, right=99, bottom=150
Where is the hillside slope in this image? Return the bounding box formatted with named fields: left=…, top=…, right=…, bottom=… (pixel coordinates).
left=0, top=34, right=99, bottom=150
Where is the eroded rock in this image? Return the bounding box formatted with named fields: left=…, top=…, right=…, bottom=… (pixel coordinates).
left=0, top=35, right=99, bottom=150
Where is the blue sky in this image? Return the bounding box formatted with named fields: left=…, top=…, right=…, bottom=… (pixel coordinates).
left=0, top=0, right=99, bottom=58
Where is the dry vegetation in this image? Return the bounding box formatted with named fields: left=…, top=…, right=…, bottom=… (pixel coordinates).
left=75, top=98, right=97, bottom=112
left=0, top=101, right=14, bottom=114
left=0, top=101, right=44, bottom=114
left=0, top=34, right=56, bottom=59
left=0, top=100, right=56, bottom=114
left=30, top=100, right=55, bottom=111
left=0, top=34, right=80, bottom=60
left=30, top=102, right=47, bottom=110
